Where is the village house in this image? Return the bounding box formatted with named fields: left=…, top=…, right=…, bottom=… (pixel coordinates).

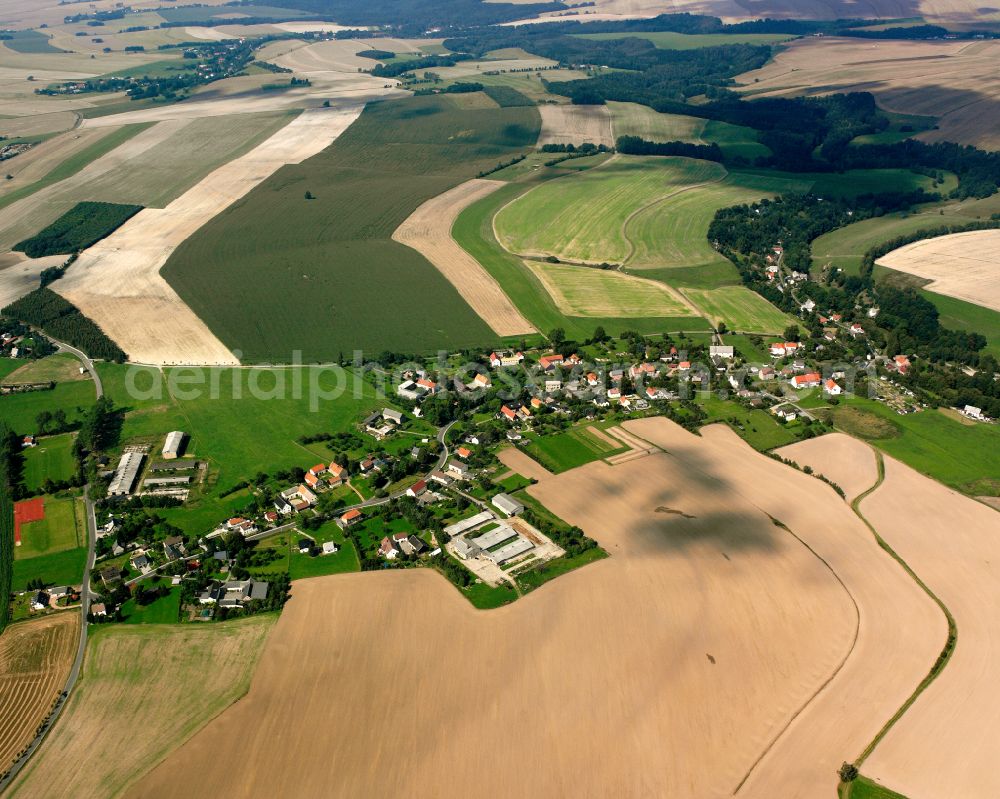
left=131, top=553, right=153, bottom=574
left=379, top=536, right=399, bottom=559
left=31, top=591, right=49, bottom=611
left=406, top=479, right=428, bottom=498
left=538, top=354, right=564, bottom=372
left=849, top=323, right=865, bottom=337
left=963, top=405, right=987, bottom=421
left=544, top=379, right=562, bottom=393
left=339, top=508, right=362, bottom=528
left=709, top=345, right=734, bottom=360
left=471, top=372, right=491, bottom=390
left=771, top=404, right=798, bottom=421
left=492, top=493, right=525, bottom=517
left=489, top=350, right=524, bottom=368
left=446, top=460, right=471, bottom=479
left=769, top=341, right=799, bottom=357
left=790, top=372, right=822, bottom=389
left=893, top=355, right=911, bottom=374
left=456, top=446, right=472, bottom=459
left=824, top=378, right=842, bottom=395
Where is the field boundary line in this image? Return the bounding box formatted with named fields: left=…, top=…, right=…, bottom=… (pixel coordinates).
left=619, top=169, right=728, bottom=268
left=730, top=514, right=862, bottom=796
left=846, top=448, right=958, bottom=770
left=490, top=153, right=620, bottom=260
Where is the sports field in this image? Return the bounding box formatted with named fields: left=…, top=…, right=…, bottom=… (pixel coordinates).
left=14, top=497, right=82, bottom=559
left=523, top=260, right=692, bottom=317
left=682, top=285, right=796, bottom=333
left=0, top=612, right=79, bottom=775
left=162, top=95, right=541, bottom=362
left=495, top=155, right=727, bottom=264
left=9, top=617, right=276, bottom=799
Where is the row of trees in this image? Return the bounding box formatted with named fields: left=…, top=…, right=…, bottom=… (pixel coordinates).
left=0, top=422, right=17, bottom=632
left=2, top=288, right=127, bottom=362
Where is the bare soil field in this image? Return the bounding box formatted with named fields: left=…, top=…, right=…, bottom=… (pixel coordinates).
left=497, top=445, right=554, bottom=481
left=737, top=37, right=1000, bottom=149
left=9, top=617, right=276, bottom=799
left=537, top=104, right=614, bottom=149
left=128, top=418, right=863, bottom=799
left=777, top=432, right=879, bottom=501
left=876, top=230, right=1000, bottom=313
left=125, top=419, right=945, bottom=798
left=392, top=179, right=535, bottom=336
left=622, top=418, right=944, bottom=798
left=0, top=613, right=78, bottom=773
left=56, top=103, right=379, bottom=364
left=856, top=456, right=1000, bottom=799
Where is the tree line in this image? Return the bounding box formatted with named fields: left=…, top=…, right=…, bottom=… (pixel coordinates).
left=2, top=288, right=127, bottom=362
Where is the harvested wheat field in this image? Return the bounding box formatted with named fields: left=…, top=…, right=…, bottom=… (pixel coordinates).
left=392, top=179, right=535, bottom=336
left=854, top=456, right=1000, bottom=799
left=0, top=254, right=64, bottom=307
left=126, top=417, right=935, bottom=799
left=876, top=230, right=1000, bottom=313
left=0, top=613, right=78, bottom=774
left=537, top=104, right=614, bottom=149
left=498, top=444, right=554, bottom=481
left=621, top=418, right=944, bottom=798
left=737, top=37, right=1000, bottom=150
left=0, top=128, right=116, bottom=197
left=777, top=432, right=879, bottom=501
left=56, top=103, right=379, bottom=365
left=9, top=617, right=275, bottom=799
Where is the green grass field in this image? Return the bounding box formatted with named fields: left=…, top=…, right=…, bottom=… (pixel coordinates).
left=98, top=364, right=387, bottom=535
left=523, top=425, right=627, bottom=473
left=14, top=497, right=82, bottom=559
left=162, top=95, right=540, bottom=361
left=453, top=177, right=711, bottom=341
left=682, top=285, right=796, bottom=334
left=606, top=102, right=770, bottom=161
left=625, top=170, right=808, bottom=271
left=121, top=586, right=182, bottom=624
left=22, top=433, right=78, bottom=493
left=846, top=775, right=910, bottom=799
left=523, top=260, right=691, bottom=317
left=0, top=379, right=97, bottom=436
left=697, top=394, right=802, bottom=450
left=574, top=31, right=793, bottom=49
left=925, top=292, right=1000, bottom=359
left=1, top=30, right=64, bottom=54
left=495, top=155, right=726, bottom=265
left=11, top=546, right=86, bottom=590
left=830, top=396, right=1000, bottom=494
left=608, top=102, right=705, bottom=142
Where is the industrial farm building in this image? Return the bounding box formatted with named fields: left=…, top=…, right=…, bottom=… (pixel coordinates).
left=108, top=451, right=145, bottom=497
left=162, top=431, right=187, bottom=459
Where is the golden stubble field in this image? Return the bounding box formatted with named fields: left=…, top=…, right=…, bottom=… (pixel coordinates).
left=537, top=104, right=615, bottom=149
left=876, top=229, right=1000, bottom=313
left=9, top=616, right=276, bottom=799
left=0, top=612, right=78, bottom=774
left=125, top=418, right=941, bottom=799
left=737, top=37, right=1000, bottom=150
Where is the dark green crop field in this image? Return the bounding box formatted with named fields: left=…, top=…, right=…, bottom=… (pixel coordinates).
left=162, top=95, right=541, bottom=362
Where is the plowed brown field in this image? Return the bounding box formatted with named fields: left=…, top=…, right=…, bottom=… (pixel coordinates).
left=124, top=418, right=941, bottom=799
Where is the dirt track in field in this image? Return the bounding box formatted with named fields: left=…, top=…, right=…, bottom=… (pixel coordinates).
left=55, top=102, right=381, bottom=365
left=0, top=613, right=78, bottom=773
left=876, top=229, right=1000, bottom=313
left=737, top=37, right=1000, bottom=150
left=537, top=104, right=614, bottom=149
left=777, top=432, right=879, bottom=501
left=127, top=418, right=941, bottom=799
left=392, top=179, right=536, bottom=336
left=856, top=457, right=1000, bottom=799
